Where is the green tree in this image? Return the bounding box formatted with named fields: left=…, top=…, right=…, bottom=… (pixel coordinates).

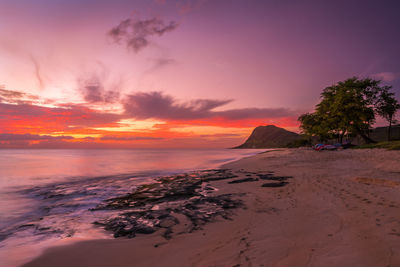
left=376, top=89, right=400, bottom=141
left=298, top=112, right=331, bottom=142
left=299, top=77, right=396, bottom=144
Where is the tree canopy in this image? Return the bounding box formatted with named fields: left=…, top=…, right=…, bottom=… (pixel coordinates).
left=298, top=77, right=399, bottom=143
left=376, top=89, right=400, bottom=140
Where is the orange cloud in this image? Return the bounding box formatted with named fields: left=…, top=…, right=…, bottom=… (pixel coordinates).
left=0, top=87, right=300, bottom=148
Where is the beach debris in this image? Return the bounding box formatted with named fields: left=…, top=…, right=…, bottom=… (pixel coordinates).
left=313, top=143, right=341, bottom=151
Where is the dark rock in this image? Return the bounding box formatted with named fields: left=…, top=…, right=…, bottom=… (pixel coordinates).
left=163, top=228, right=173, bottom=240
left=201, top=175, right=238, bottom=182
left=92, top=169, right=245, bottom=240
left=261, top=182, right=288, bottom=187
left=93, top=179, right=202, bottom=210
left=18, top=223, right=36, bottom=229
left=135, top=226, right=156, bottom=234
left=37, top=227, right=51, bottom=231
left=228, top=178, right=258, bottom=184
left=158, top=216, right=179, bottom=228
left=257, top=174, right=292, bottom=181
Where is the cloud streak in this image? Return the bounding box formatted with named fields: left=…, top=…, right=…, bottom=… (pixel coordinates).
left=176, top=0, right=209, bottom=14
left=0, top=101, right=122, bottom=133
left=124, top=91, right=232, bottom=120
left=100, top=136, right=163, bottom=141
left=123, top=91, right=296, bottom=121
left=145, top=57, right=176, bottom=74
left=0, top=86, right=39, bottom=104
left=80, top=77, right=120, bottom=103
left=372, top=72, right=400, bottom=82
left=0, top=133, right=73, bottom=141
left=109, top=17, right=178, bottom=53
left=29, top=54, right=44, bottom=89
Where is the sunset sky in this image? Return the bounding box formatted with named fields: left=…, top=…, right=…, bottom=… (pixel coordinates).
left=1, top=0, right=400, bottom=148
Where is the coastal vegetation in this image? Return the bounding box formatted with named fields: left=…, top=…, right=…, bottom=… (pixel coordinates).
left=298, top=77, right=400, bottom=143
left=353, top=140, right=400, bottom=150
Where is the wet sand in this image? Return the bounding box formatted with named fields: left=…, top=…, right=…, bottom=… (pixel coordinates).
left=24, top=148, right=400, bottom=267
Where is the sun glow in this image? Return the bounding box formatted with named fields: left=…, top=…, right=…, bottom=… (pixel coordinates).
left=92, top=119, right=166, bottom=132
left=169, top=125, right=252, bottom=136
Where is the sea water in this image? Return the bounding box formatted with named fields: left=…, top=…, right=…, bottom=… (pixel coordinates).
left=0, top=148, right=265, bottom=267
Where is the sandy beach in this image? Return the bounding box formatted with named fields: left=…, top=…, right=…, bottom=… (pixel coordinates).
left=23, top=148, right=400, bottom=267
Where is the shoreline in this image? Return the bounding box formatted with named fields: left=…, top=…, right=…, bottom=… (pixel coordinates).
left=0, top=148, right=264, bottom=267
left=23, top=148, right=400, bottom=266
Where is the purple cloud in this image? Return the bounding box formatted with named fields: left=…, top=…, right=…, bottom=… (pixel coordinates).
left=0, top=133, right=73, bottom=141
left=123, top=91, right=232, bottom=120
left=199, top=133, right=241, bottom=138
left=176, top=0, right=209, bottom=14
left=145, top=57, right=177, bottom=73
left=100, top=136, right=163, bottom=141
left=109, top=17, right=178, bottom=53
left=81, top=82, right=120, bottom=103
left=0, top=102, right=123, bottom=131
left=216, top=108, right=294, bottom=119
left=372, top=72, right=400, bottom=82
left=0, top=87, right=39, bottom=104
left=78, top=66, right=121, bottom=104
left=123, top=91, right=296, bottom=120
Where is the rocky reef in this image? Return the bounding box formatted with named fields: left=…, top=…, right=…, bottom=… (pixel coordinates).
left=92, top=169, right=243, bottom=239
left=92, top=169, right=293, bottom=239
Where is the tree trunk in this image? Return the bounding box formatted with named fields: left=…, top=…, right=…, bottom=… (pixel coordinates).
left=388, top=117, right=392, bottom=141
left=339, top=132, right=345, bottom=144
left=355, top=126, right=376, bottom=144
left=360, top=132, right=376, bottom=144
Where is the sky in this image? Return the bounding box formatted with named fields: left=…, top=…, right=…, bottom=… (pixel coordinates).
left=0, top=0, right=400, bottom=148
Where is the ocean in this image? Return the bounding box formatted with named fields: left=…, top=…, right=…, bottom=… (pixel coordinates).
left=0, top=148, right=265, bottom=267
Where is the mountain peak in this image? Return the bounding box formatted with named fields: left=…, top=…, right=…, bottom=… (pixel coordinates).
left=234, top=125, right=300, bottom=148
